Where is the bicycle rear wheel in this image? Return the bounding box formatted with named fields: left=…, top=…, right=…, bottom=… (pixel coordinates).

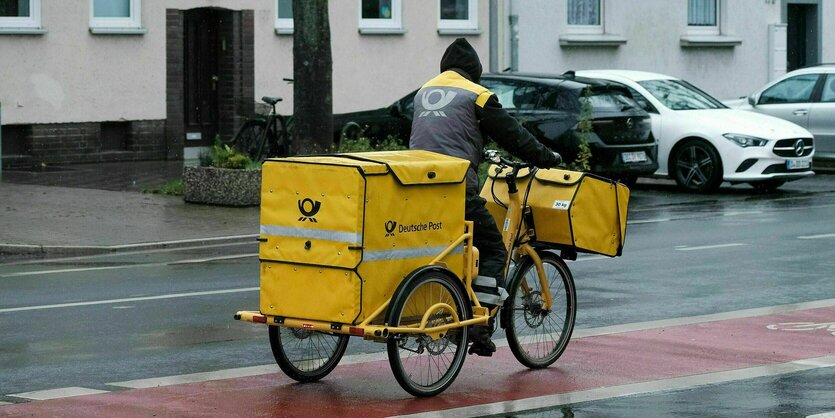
left=386, top=270, right=469, bottom=397
left=266, top=116, right=290, bottom=158
left=268, top=325, right=349, bottom=383
left=502, top=251, right=576, bottom=368
left=232, top=120, right=267, bottom=161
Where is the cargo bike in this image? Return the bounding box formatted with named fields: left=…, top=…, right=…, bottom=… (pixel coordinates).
left=235, top=149, right=629, bottom=397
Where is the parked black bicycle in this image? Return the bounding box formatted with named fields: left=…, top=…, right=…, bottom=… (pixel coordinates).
left=227, top=94, right=292, bottom=162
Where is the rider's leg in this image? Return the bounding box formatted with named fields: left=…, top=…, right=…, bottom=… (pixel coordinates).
left=465, top=193, right=508, bottom=356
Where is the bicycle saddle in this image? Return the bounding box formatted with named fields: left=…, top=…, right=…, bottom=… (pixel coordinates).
left=262, top=96, right=283, bottom=105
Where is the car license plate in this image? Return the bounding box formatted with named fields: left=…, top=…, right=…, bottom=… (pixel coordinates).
left=622, top=151, right=648, bottom=163
left=786, top=159, right=811, bottom=170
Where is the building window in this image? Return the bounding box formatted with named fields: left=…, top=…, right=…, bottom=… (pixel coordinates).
left=438, top=0, right=477, bottom=32
left=687, top=0, right=719, bottom=35
left=275, top=0, right=293, bottom=34
left=567, top=0, right=602, bottom=34
left=0, top=0, right=42, bottom=30
left=358, top=0, right=402, bottom=32
left=90, top=0, right=142, bottom=32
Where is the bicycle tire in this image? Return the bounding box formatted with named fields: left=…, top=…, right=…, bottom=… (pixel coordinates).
left=266, top=115, right=290, bottom=158
left=502, top=251, right=576, bottom=369
left=268, top=325, right=349, bottom=383
left=386, top=269, right=469, bottom=397
left=231, top=120, right=268, bottom=161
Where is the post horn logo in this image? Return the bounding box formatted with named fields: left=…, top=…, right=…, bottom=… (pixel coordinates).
left=298, top=198, right=321, bottom=223
left=385, top=220, right=397, bottom=237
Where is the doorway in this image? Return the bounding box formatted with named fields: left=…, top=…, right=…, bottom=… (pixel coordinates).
left=785, top=2, right=819, bottom=71
left=166, top=8, right=254, bottom=159
left=183, top=8, right=223, bottom=147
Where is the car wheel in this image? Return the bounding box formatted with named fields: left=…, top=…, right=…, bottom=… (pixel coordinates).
left=749, top=179, right=786, bottom=192
left=340, top=122, right=362, bottom=142
left=671, top=139, right=723, bottom=193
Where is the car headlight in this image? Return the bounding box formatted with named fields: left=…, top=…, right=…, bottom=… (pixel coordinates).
left=723, top=133, right=768, bottom=148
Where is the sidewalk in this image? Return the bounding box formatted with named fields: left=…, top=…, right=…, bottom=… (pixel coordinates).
left=0, top=160, right=259, bottom=258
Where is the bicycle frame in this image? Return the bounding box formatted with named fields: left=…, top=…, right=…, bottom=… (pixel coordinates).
left=496, top=165, right=553, bottom=312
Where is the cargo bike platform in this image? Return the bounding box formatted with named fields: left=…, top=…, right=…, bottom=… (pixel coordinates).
left=236, top=150, right=629, bottom=396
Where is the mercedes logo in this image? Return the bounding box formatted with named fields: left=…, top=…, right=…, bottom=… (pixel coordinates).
left=794, top=139, right=805, bottom=157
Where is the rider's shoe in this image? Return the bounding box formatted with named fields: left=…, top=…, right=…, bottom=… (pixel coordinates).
left=468, top=326, right=496, bottom=357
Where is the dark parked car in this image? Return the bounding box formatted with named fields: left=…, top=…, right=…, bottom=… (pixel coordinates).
left=332, top=73, right=658, bottom=180
left=333, top=92, right=415, bottom=144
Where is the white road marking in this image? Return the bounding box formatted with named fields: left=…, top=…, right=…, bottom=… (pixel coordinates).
left=0, top=253, right=258, bottom=278
left=96, top=297, right=835, bottom=391
left=109, top=365, right=281, bottom=389
left=0, top=401, right=11, bottom=405
left=168, top=254, right=256, bottom=265
left=393, top=355, right=835, bottom=418
left=0, top=287, right=258, bottom=314
left=674, top=243, right=747, bottom=251
left=108, top=350, right=394, bottom=389
left=1, top=241, right=257, bottom=267
left=723, top=211, right=764, bottom=217
left=798, top=233, right=835, bottom=240
left=807, top=411, right=835, bottom=418
left=628, top=218, right=671, bottom=224
left=568, top=256, right=609, bottom=263
left=8, top=387, right=109, bottom=401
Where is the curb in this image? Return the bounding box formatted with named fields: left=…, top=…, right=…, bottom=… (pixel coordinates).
left=0, top=234, right=259, bottom=258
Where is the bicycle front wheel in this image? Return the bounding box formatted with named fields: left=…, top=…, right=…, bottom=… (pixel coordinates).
left=386, top=270, right=469, bottom=397
left=502, top=251, right=576, bottom=368
left=268, top=325, right=349, bottom=383
left=232, top=120, right=268, bottom=161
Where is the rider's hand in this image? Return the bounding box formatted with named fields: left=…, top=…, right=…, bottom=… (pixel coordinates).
left=544, top=151, right=562, bottom=168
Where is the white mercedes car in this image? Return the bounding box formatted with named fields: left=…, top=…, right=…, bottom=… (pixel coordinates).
left=575, top=70, right=815, bottom=192
left=724, top=64, right=835, bottom=162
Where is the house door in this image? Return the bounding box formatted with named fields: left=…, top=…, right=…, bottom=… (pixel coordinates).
left=786, top=2, right=819, bottom=71
left=184, top=9, right=221, bottom=147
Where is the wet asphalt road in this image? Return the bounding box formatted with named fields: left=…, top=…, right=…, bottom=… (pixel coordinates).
left=1, top=175, right=835, bottom=416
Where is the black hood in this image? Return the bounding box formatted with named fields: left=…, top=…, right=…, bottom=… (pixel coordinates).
left=440, top=38, right=483, bottom=82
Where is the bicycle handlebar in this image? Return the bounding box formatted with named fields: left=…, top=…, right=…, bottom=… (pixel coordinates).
left=483, top=150, right=534, bottom=170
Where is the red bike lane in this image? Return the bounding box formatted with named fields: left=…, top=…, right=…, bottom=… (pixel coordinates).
left=2, top=306, right=834, bottom=418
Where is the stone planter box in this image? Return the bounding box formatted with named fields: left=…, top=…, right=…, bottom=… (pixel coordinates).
left=183, top=166, right=261, bottom=206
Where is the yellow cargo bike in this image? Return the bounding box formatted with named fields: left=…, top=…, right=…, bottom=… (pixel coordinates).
left=235, top=149, right=629, bottom=397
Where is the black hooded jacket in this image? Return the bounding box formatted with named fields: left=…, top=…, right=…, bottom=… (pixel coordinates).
left=410, top=38, right=559, bottom=191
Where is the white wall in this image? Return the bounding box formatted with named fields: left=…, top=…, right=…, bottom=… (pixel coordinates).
left=257, top=0, right=489, bottom=114
left=0, top=0, right=489, bottom=125
left=511, top=0, right=784, bottom=100
left=823, top=1, right=835, bottom=63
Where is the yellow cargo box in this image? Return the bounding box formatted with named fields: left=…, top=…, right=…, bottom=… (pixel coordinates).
left=259, top=150, right=469, bottom=325
left=480, top=166, right=629, bottom=257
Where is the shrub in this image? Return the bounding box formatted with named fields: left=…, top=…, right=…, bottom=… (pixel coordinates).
left=333, top=135, right=407, bottom=153
left=199, top=140, right=257, bottom=170
left=142, top=179, right=184, bottom=196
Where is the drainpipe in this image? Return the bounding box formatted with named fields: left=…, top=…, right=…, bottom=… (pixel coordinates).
left=489, top=0, right=498, bottom=73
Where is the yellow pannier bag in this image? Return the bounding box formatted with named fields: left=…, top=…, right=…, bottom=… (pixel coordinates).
left=259, top=150, right=469, bottom=325
left=480, top=166, right=629, bottom=257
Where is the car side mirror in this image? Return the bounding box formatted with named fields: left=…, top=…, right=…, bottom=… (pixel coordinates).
left=747, top=94, right=757, bottom=107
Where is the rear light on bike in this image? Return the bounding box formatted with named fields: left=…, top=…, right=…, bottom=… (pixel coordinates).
left=349, top=327, right=364, bottom=336
left=252, top=315, right=267, bottom=323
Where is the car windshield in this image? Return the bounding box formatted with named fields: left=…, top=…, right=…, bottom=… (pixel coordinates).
left=579, top=90, right=641, bottom=112
left=638, top=79, right=727, bottom=110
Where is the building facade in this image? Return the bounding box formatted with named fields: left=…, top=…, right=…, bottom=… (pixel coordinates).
left=505, top=0, right=834, bottom=100
left=3, top=0, right=831, bottom=167
left=0, top=0, right=488, bottom=166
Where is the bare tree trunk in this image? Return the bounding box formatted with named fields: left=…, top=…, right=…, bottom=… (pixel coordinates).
left=292, top=0, right=333, bottom=154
